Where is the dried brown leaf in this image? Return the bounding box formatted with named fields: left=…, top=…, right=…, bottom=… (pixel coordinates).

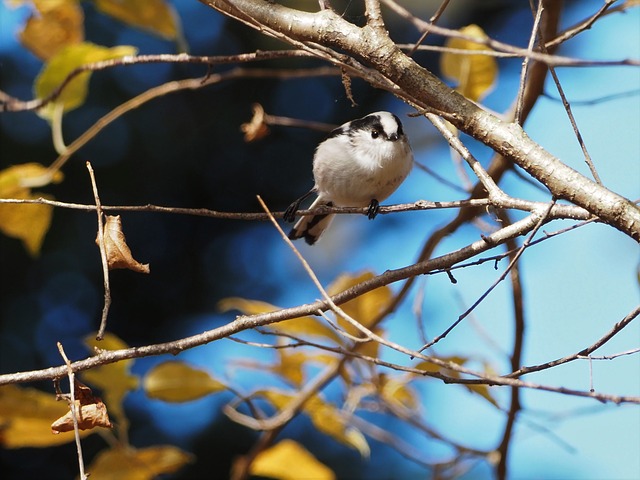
left=241, top=103, right=270, bottom=142
left=97, top=215, right=150, bottom=273
left=51, top=380, right=113, bottom=433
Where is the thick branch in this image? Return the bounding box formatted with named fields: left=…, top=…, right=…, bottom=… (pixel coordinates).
left=200, top=0, right=640, bottom=241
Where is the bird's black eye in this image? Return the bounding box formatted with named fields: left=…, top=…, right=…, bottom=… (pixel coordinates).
left=371, top=129, right=380, bottom=139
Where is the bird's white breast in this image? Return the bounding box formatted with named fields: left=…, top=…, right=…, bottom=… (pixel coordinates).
left=313, top=134, right=413, bottom=207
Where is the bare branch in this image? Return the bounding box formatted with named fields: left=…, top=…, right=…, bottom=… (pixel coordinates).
left=86, top=162, right=111, bottom=341
left=0, top=196, right=593, bottom=221
left=0, top=50, right=318, bottom=112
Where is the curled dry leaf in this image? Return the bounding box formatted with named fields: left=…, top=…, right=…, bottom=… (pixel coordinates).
left=97, top=215, right=150, bottom=273
left=241, top=103, right=270, bottom=142
left=51, top=380, right=113, bottom=433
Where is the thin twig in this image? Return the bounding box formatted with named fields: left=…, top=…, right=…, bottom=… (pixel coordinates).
left=577, top=348, right=640, bottom=360
left=0, top=50, right=317, bottom=112
left=494, top=208, right=525, bottom=480
left=45, top=67, right=338, bottom=176
left=0, top=196, right=592, bottom=221
left=422, top=114, right=503, bottom=198
left=86, top=162, right=111, bottom=340
left=507, top=304, right=640, bottom=378
left=514, top=0, right=545, bottom=124
left=545, top=0, right=618, bottom=49
left=256, top=194, right=378, bottom=342
left=406, top=0, right=451, bottom=56
left=57, top=343, right=87, bottom=480
left=419, top=199, right=557, bottom=352
left=381, top=0, right=639, bottom=67
left=536, top=27, right=603, bottom=184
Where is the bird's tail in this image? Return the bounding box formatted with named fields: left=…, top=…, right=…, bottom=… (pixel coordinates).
left=288, top=198, right=334, bottom=245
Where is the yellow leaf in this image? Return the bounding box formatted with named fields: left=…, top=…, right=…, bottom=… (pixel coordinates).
left=259, top=389, right=293, bottom=411
left=259, top=390, right=369, bottom=457
left=327, top=271, right=392, bottom=334
left=88, top=445, right=193, bottom=480
left=271, top=350, right=338, bottom=387
left=0, top=192, right=53, bottom=256
left=305, top=396, right=370, bottom=458
left=82, top=333, right=139, bottom=424
left=465, top=383, right=500, bottom=408
left=34, top=42, right=137, bottom=121
left=274, top=315, right=344, bottom=344
left=0, top=385, right=92, bottom=448
left=415, top=355, right=468, bottom=374
left=441, top=24, right=497, bottom=102
left=94, top=0, right=179, bottom=39
left=0, top=163, right=64, bottom=256
left=218, top=297, right=278, bottom=316
left=416, top=356, right=499, bottom=407
left=272, top=350, right=307, bottom=387
left=379, top=376, right=419, bottom=410
left=19, top=0, right=84, bottom=60
left=0, top=162, right=63, bottom=193
left=219, top=297, right=341, bottom=344
left=249, top=440, right=336, bottom=480
left=143, top=361, right=226, bottom=402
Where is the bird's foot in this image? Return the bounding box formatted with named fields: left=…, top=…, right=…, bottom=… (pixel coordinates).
left=367, top=199, right=380, bottom=220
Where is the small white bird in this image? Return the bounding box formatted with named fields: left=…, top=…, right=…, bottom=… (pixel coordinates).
left=284, top=111, right=413, bottom=245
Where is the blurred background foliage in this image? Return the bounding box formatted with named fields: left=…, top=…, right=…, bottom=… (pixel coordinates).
left=1, top=1, right=639, bottom=479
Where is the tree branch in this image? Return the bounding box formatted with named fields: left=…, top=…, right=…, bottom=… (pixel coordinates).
left=0, top=210, right=563, bottom=388
left=200, top=0, right=640, bottom=241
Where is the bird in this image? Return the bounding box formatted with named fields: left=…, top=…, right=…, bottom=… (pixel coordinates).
left=284, top=111, right=413, bottom=245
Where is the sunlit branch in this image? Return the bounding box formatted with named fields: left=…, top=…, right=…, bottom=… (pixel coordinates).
left=0, top=196, right=593, bottom=221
